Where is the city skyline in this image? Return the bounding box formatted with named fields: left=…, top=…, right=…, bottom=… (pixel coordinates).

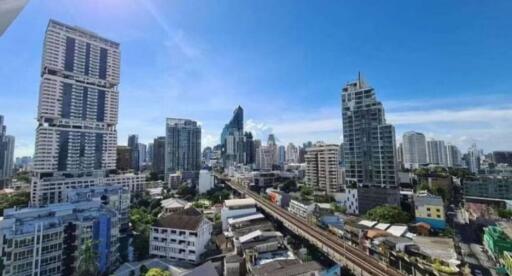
left=2, top=1, right=512, bottom=157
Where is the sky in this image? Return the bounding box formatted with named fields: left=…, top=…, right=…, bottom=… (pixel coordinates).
left=1, top=0, right=512, bottom=157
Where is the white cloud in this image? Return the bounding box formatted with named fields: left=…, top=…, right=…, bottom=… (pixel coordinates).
left=244, top=106, right=512, bottom=152
left=245, top=119, right=273, bottom=141
left=388, top=108, right=512, bottom=125
left=202, top=133, right=218, bottom=148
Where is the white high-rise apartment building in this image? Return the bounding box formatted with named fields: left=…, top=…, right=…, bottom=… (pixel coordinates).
left=31, top=20, right=142, bottom=206
left=467, top=143, right=481, bottom=174
left=402, top=131, right=427, bottom=169
left=426, top=139, right=447, bottom=166
left=305, top=142, right=341, bottom=194
left=446, top=144, right=461, bottom=167
left=286, top=143, right=299, bottom=163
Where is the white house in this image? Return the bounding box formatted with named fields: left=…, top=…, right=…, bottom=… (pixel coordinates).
left=150, top=208, right=212, bottom=264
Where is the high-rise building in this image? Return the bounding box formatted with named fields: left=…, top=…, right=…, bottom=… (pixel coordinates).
left=127, top=134, right=140, bottom=171
left=267, top=134, right=278, bottom=166
left=426, top=139, right=447, bottom=166
left=446, top=144, right=461, bottom=167
left=243, top=132, right=256, bottom=165
left=256, top=146, right=275, bottom=171
left=492, top=151, right=512, bottom=166
left=305, top=142, right=341, bottom=194
left=116, top=145, right=132, bottom=171
left=286, top=143, right=299, bottom=164
left=147, top=142, right=154, bottom=164
left=152, top=136, right=166, bottom=178
left=31, top=20, right=142, bottom=206
left=467, top=143, right=481, bottom=174
left=396, top=143, right=404, bottom=170
left=402, top=131, right=427, bottom=169
left=278, top=145, right=286, bottom=165
left=342, top=75, right=399, bottom=215
left=138, top=142, right=147, bottom=168
left=221, top=106, right=244, bottom=167
left=0, top=115, right=15, bottom=187
left=165, top=118, right=201, bottom=182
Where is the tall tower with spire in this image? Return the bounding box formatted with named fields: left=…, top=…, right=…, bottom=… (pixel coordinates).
left=342, top=74, right=399, bottom=215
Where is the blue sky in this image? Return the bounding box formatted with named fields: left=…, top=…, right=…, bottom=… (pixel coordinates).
left=1, top=0, right=512, bottom=157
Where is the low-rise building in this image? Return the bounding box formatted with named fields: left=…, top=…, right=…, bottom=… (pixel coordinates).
left=150, top=208, right=212, bottom=264
left=65, top=185, right=131, bottom=232
left=0, top=201, right=120, bottom=276
left=221, top=198, right=257, bottom=230
left=266, top=189, right=291, bottom=208
left=30, top=173, right=145, bottom=206
left=161, top=198, right=193, bottom=214
left=287, top=199, right=314, bottom=220
left=464, top=176, right=512, bottom=201
left=252, top=259, right=322, bottom=276
left=414, top=192, right=446, bottom=229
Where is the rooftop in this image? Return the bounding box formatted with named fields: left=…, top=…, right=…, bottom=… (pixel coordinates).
left=161, top=198, right=192, bottom=209
left=224, top=198, right=256, bottom=208
left=155, top=208, right=205, bottom=231
left=412, top=236, right=458, bottom=264
left=358, top=220, right=378, bottom=228
left=227, top=212, right=264, bottom=225
left=253, top=260, right=322, bottom=276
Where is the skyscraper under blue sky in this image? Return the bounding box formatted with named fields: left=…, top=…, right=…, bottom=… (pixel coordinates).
left=1, top=1, right=512, bottom=156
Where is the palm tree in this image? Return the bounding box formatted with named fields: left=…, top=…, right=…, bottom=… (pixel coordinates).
left=77, top=239, right=99, bottom=276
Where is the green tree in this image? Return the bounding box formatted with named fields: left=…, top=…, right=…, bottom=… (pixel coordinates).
left=364, top=205, right=411, bottom=224
left=331, top=203, right=347, bottom=214
left=145, top=268, right=171, bottom=276
left=300, top=186, right=313, bottom=201
left=140, top=265, right=149, bottom=275
left=0, top=192, right=30, bottom=216
left=15, top=171, right=31, bottom=183
left=281, top=180, right=297, bottom=193
left=133, top=227, right=150, bottom=260
left=440, top=227, right=455, bottom=238
left=497, top=208, right=512, bottom=219
left=76, top=240, right=99, bottom=276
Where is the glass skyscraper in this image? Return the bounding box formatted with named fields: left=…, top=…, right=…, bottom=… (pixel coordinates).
left=165, top=118, right=201, bottom=181
left=0, top=115, right=15, bottom=188
left=221, top=106, right=245, bottom=166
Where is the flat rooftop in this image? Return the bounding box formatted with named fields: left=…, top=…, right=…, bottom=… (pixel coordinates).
left=224, top=198, right=256, bottom=208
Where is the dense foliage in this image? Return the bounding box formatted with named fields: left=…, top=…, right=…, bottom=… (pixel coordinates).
left=130, top=192, right=162, bottom=260
left=0, top=192, right=30, bottom=216
left=15, top=171, right=31, bottom=183
left=76, top=240, right=99, bottom=276
left=363, top=205, right=412, bottom=224
left=145, top=268, right=171, bottom=276
left=414, top=167, right=474, bottom=180
left=497, top=208, right=512, bottom=219
left=200, top=186, right=230, bottom=204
